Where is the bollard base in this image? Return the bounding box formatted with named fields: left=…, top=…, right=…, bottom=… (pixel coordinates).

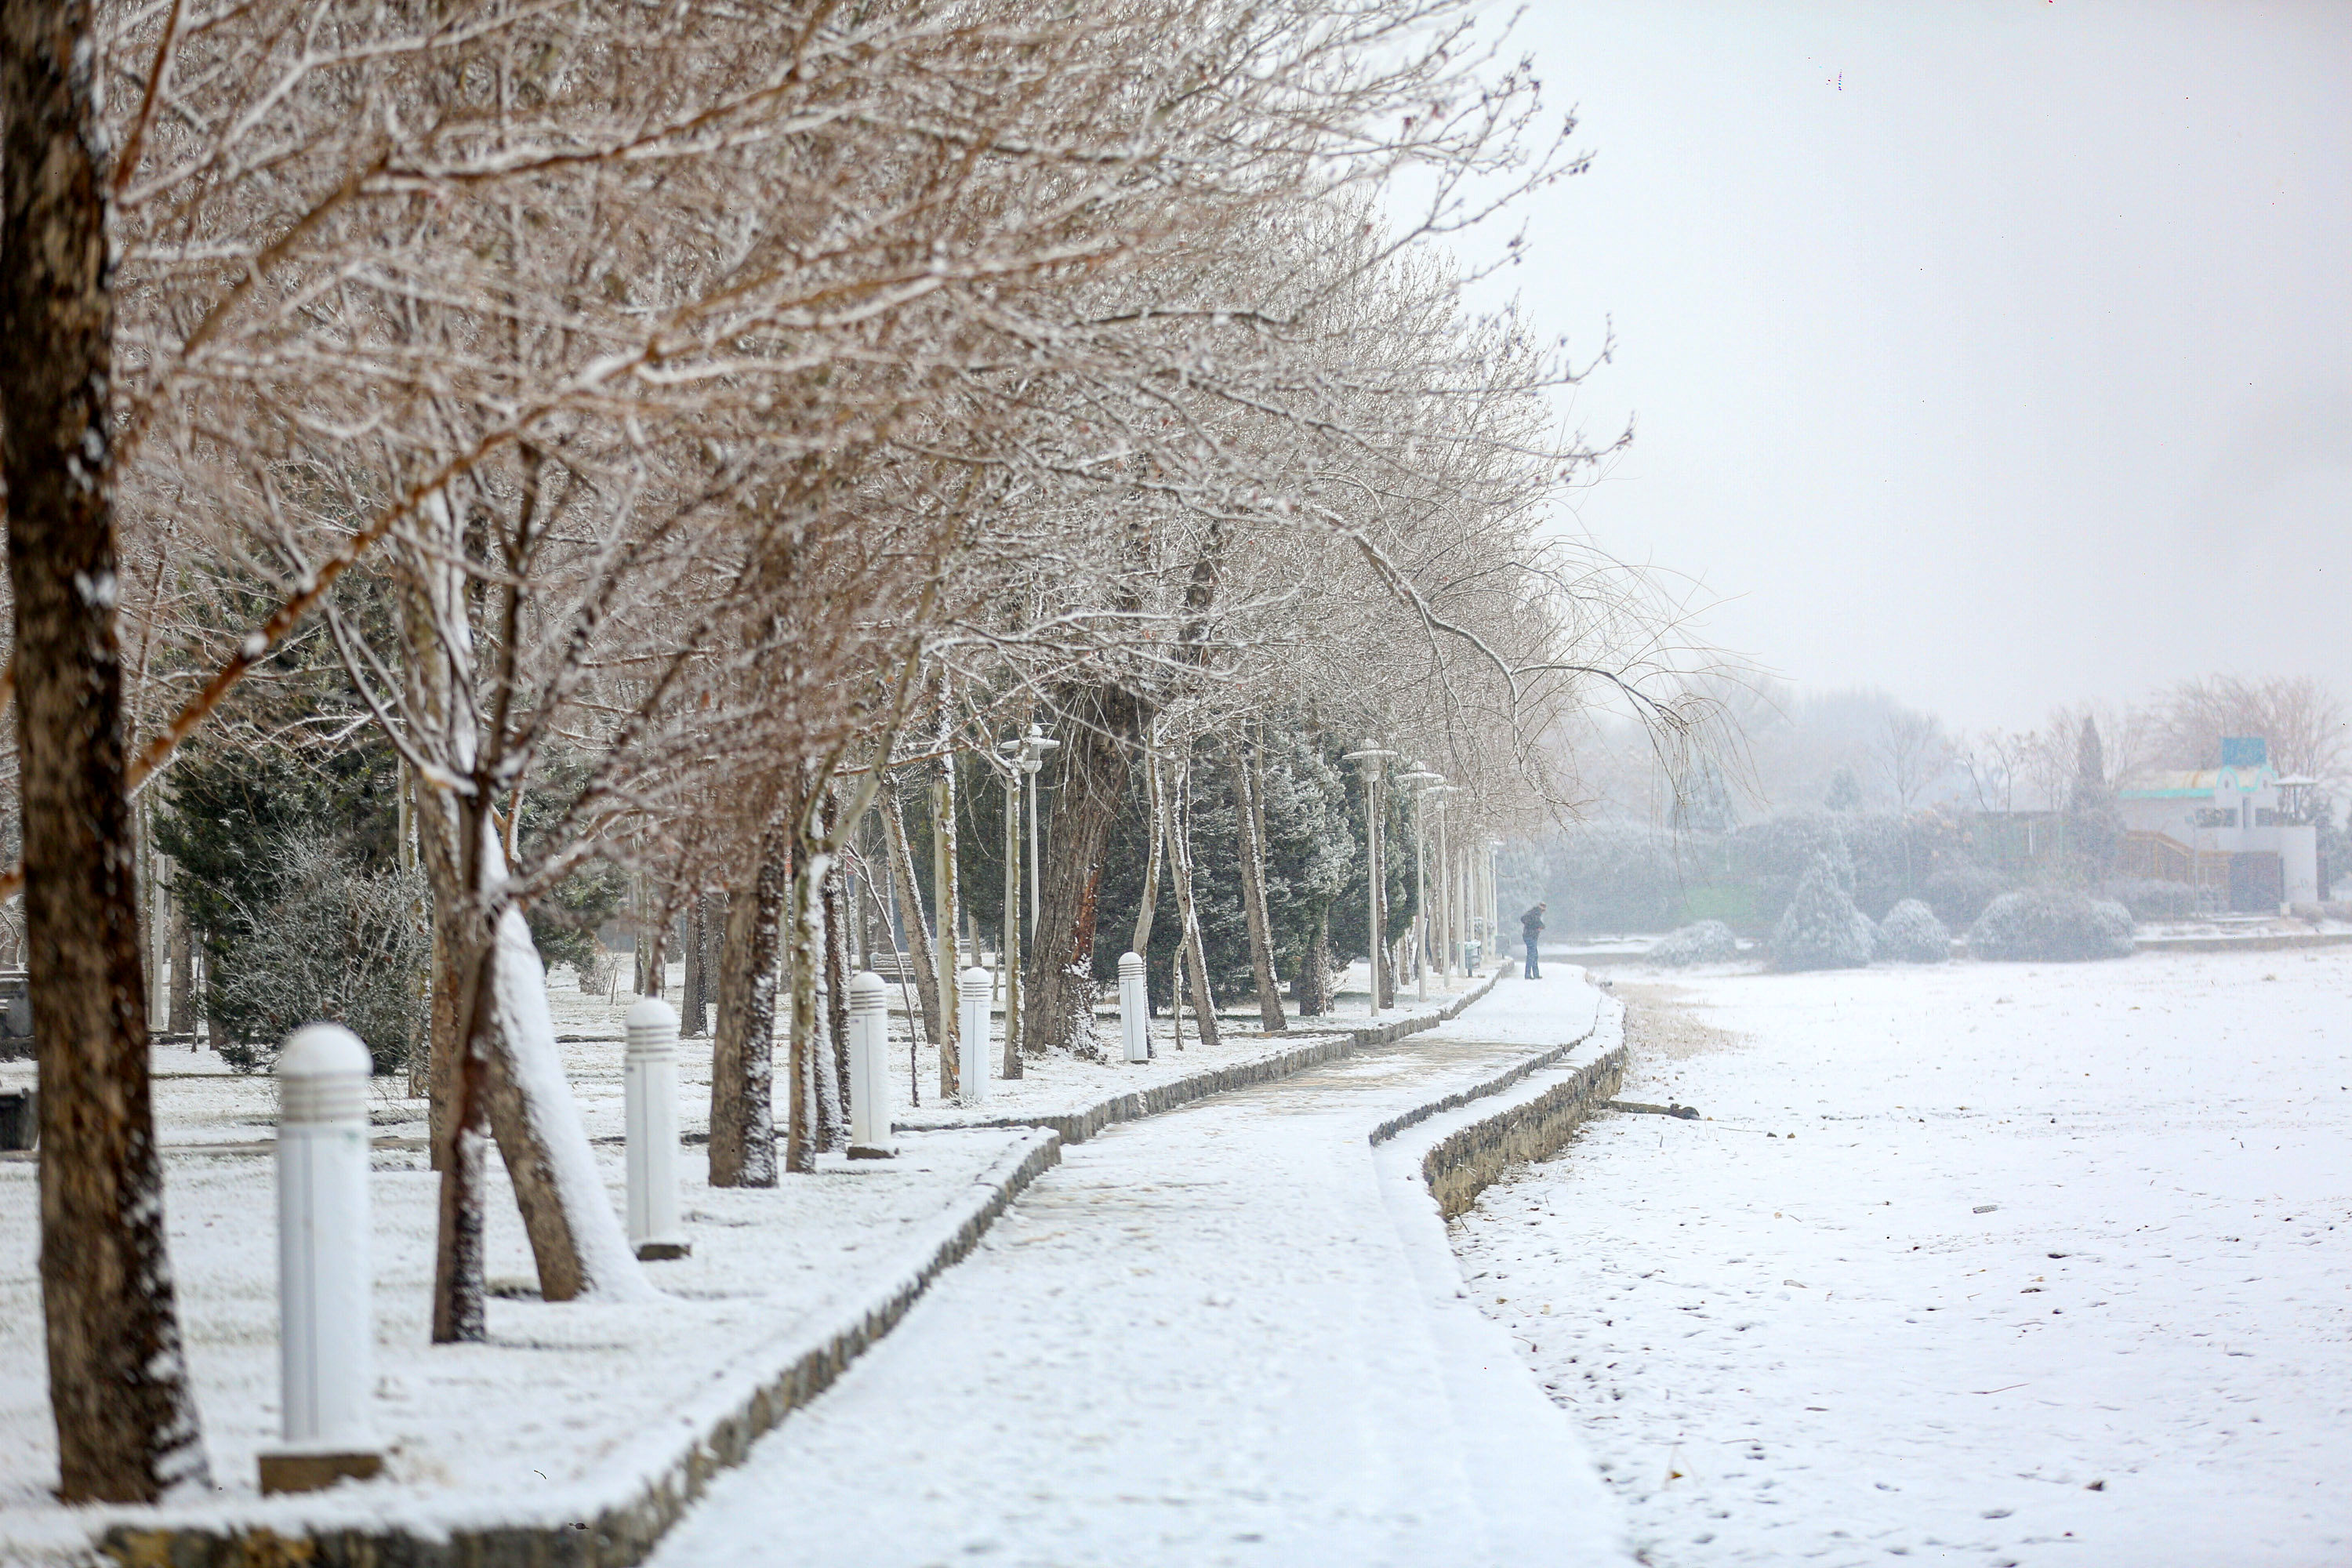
left=259, top=1448, right=383, bottom=1494
left=847, top=1143, right=898, bottom=1160
left=634, top=1240, right=691, bottom=1261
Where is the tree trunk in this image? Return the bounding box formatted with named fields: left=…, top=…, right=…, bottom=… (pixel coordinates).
left=681, top=895, right=706, bottom=1036
left=820, top=806, right=851, bottom=1150
left=1024, top=681, right=1149, bottom=1054
left=931, top=766, right=960, bottom=1100
left=1000, top=772, right=1022, bottom=1077
left=782, top=840, right=826, bottom=1174
left=3, top=0, right=212, bottom=1491
left=165, top=877, right=194, bottom=1037
left=1131, top=746, right=1166, bottom=960
left=1167, top=757, right=1221, bottom=1048
left=1294, top=907, right=1334, bottom=1017
left=710, top=819, right=788, bottom=1187
left=880, top=782, right=942, bottom=1042
left=423, top=812, right=638, bottom=1321
left=1232, top=742, right=1284, bottom=1032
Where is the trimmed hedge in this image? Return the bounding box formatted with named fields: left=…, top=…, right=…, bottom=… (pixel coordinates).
left=1874, top=898, right=1951, bottom=963
left=1968, top=889, right=2136, bottom=961
left=1650, top=920, right=1740, bottom=967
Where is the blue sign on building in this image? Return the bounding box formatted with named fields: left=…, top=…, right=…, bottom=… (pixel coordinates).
left=2220, top=736, right=2267, bottom=769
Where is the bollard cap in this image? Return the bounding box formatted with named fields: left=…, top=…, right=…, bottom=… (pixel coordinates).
left=850, top=970, right=889, bottom=1010
left=278, top=1024, right=369, bottom=1128
left=625, top=996, right=680, bottom=1034
left=1118, top=950, right=1145, bottom=977
left=278, top=1023, right=370, bottom=1079
left=959, top=965, right=992, bottom=999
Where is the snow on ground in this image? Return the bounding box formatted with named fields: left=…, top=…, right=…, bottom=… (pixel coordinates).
left=646, top=970, right=1623, bottom=1568
left=0, top=956, right=1478, bottom=1548
left=1454, top=949, right=2352, bottom=1567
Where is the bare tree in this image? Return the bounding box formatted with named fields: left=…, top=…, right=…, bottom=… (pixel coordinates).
left=2, top=0, right=208, bottom=1497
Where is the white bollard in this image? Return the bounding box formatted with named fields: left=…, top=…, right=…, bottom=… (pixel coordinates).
left=848, top=971, right=896, bottom=1157
left=958, top=966, right=991, bottom=1104
left=624, top=997, right=689, bottom=1261
left=263, top=1024, right=381, bottom=1494
left=1118, top=951, right=1149, bottom=1062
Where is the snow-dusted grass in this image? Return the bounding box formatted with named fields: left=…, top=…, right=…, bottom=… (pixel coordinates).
left=1454, top=950, right=2352, bottom=1566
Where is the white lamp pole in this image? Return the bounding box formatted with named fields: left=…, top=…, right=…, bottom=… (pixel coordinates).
left=1018, top=724, right=1059, bottom=940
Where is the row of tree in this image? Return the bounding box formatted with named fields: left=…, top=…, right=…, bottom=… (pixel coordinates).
left=2, top=0, right=1709, bottom=1501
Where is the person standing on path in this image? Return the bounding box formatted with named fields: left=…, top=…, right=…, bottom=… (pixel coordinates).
left=1519, top=903, right=1546, bottom=978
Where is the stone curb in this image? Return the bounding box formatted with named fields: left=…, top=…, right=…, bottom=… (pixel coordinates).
left=88, top=1129, right=1062, bottom=1568
left=897, top=968, right=1504, bottom=1145
left=1375, top=994, right=1631, bottom=1220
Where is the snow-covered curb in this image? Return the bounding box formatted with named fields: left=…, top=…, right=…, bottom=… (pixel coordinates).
left=898, top=968, right=1504, bottom=1144
left=1374, top=989, right=1629, bottom=1216
left=51, top=1129, right=1058, bottom=1568
left=1363, top=987, right=1634, bottom=1566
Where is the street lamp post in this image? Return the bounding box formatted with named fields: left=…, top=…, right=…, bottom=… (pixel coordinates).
left=1341, top=741, right=1397, bottom=1014
left=1396, top=764, right=1443, bottom=1002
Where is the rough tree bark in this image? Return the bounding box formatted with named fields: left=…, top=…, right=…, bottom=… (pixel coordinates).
left=819, top=797, right=850, bottom=1149
left=681, top=895, right=706, bottom=1036
left=1232, top=738, right=1284, bottom=1032
left=710, top=816, right=789, bottom=1187
left=1167, top=753, right=1221, bottom=1048
left=1023, top=682, right=1149, bottom=1054
left=3, top=0, right=211, bottom=1493
left=880, top=782, right=942, bottom=1042
left=930, top=764, right=960, bottom=1100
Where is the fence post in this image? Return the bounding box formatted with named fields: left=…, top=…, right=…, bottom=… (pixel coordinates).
left=848, top=971, right=896, bottom=1156
left=957, top=966, right=991, bottom=1104
left=1118, top=951, right=1149, bottom=1062
left=624, top=997, right=689, bottom=1260
left=262, top=1024, right=381, bottom=1494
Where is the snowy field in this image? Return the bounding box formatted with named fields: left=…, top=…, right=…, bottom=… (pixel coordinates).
left=1455, top=948, right=2352, bottom=1566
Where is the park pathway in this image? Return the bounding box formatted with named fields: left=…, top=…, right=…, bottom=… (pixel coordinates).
left=648, top=972, right=1625, bottom=1568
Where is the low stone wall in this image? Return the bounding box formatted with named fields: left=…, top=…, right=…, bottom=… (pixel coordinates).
left=1374, top=994, right=1628, bottom=1221
left=906, top=968, right=1504, bottom=1145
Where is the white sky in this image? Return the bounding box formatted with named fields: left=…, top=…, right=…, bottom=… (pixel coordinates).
left=1468, top=0, right=2352, bottom=733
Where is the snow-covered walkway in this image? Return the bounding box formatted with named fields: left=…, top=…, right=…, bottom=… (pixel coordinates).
left=648, top=972, right=1628, bottom=1568
left=1457, top=949, right=2352, bottom=1567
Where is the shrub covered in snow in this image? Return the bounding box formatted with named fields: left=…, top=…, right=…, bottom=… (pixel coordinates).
left=2104, top=877, right=2197, bottom=921
left=209, top=836, right=430, bottom=1073
left=1771, top=858, right=1875, bottom=971
left=1873, top=898, right=1951, bottom=963
left=1921, top=864, right=2010, bottom=927
left=1966, top=889, right=2136, bottom=962
left=1650, top=920, right=1740, bottom=967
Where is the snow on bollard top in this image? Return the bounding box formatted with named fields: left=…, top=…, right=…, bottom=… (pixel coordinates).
left=851, top=970, right=888, bottom=1006
left=278, top=1023, right=369, bottom=1123
left=626, top=995, right=681, bottom=1054
left=1119, top=950, right=1145, bottom=979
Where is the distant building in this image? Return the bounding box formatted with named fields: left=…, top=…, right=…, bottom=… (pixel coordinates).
left=2115, top=738, right=2320, bottom=911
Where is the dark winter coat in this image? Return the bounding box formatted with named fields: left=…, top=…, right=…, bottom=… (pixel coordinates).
left=1519, top=907, right=1546, bottom=942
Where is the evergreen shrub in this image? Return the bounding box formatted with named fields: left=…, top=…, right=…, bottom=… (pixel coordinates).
left=1921, top=864, right=2010, bottom=927
left=1650, top=920, right=1740, bottom=967
left=2103, top=878, right=2196, bottom=922
left=1873, top=898, right=1951, bottom=963
left=1967, top=889, right=2136, bottom=961
left=1771, top=858, right=1875, bottom=971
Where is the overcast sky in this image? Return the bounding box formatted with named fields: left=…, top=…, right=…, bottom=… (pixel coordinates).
left=1470, top=1, right=2351, bottom=734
